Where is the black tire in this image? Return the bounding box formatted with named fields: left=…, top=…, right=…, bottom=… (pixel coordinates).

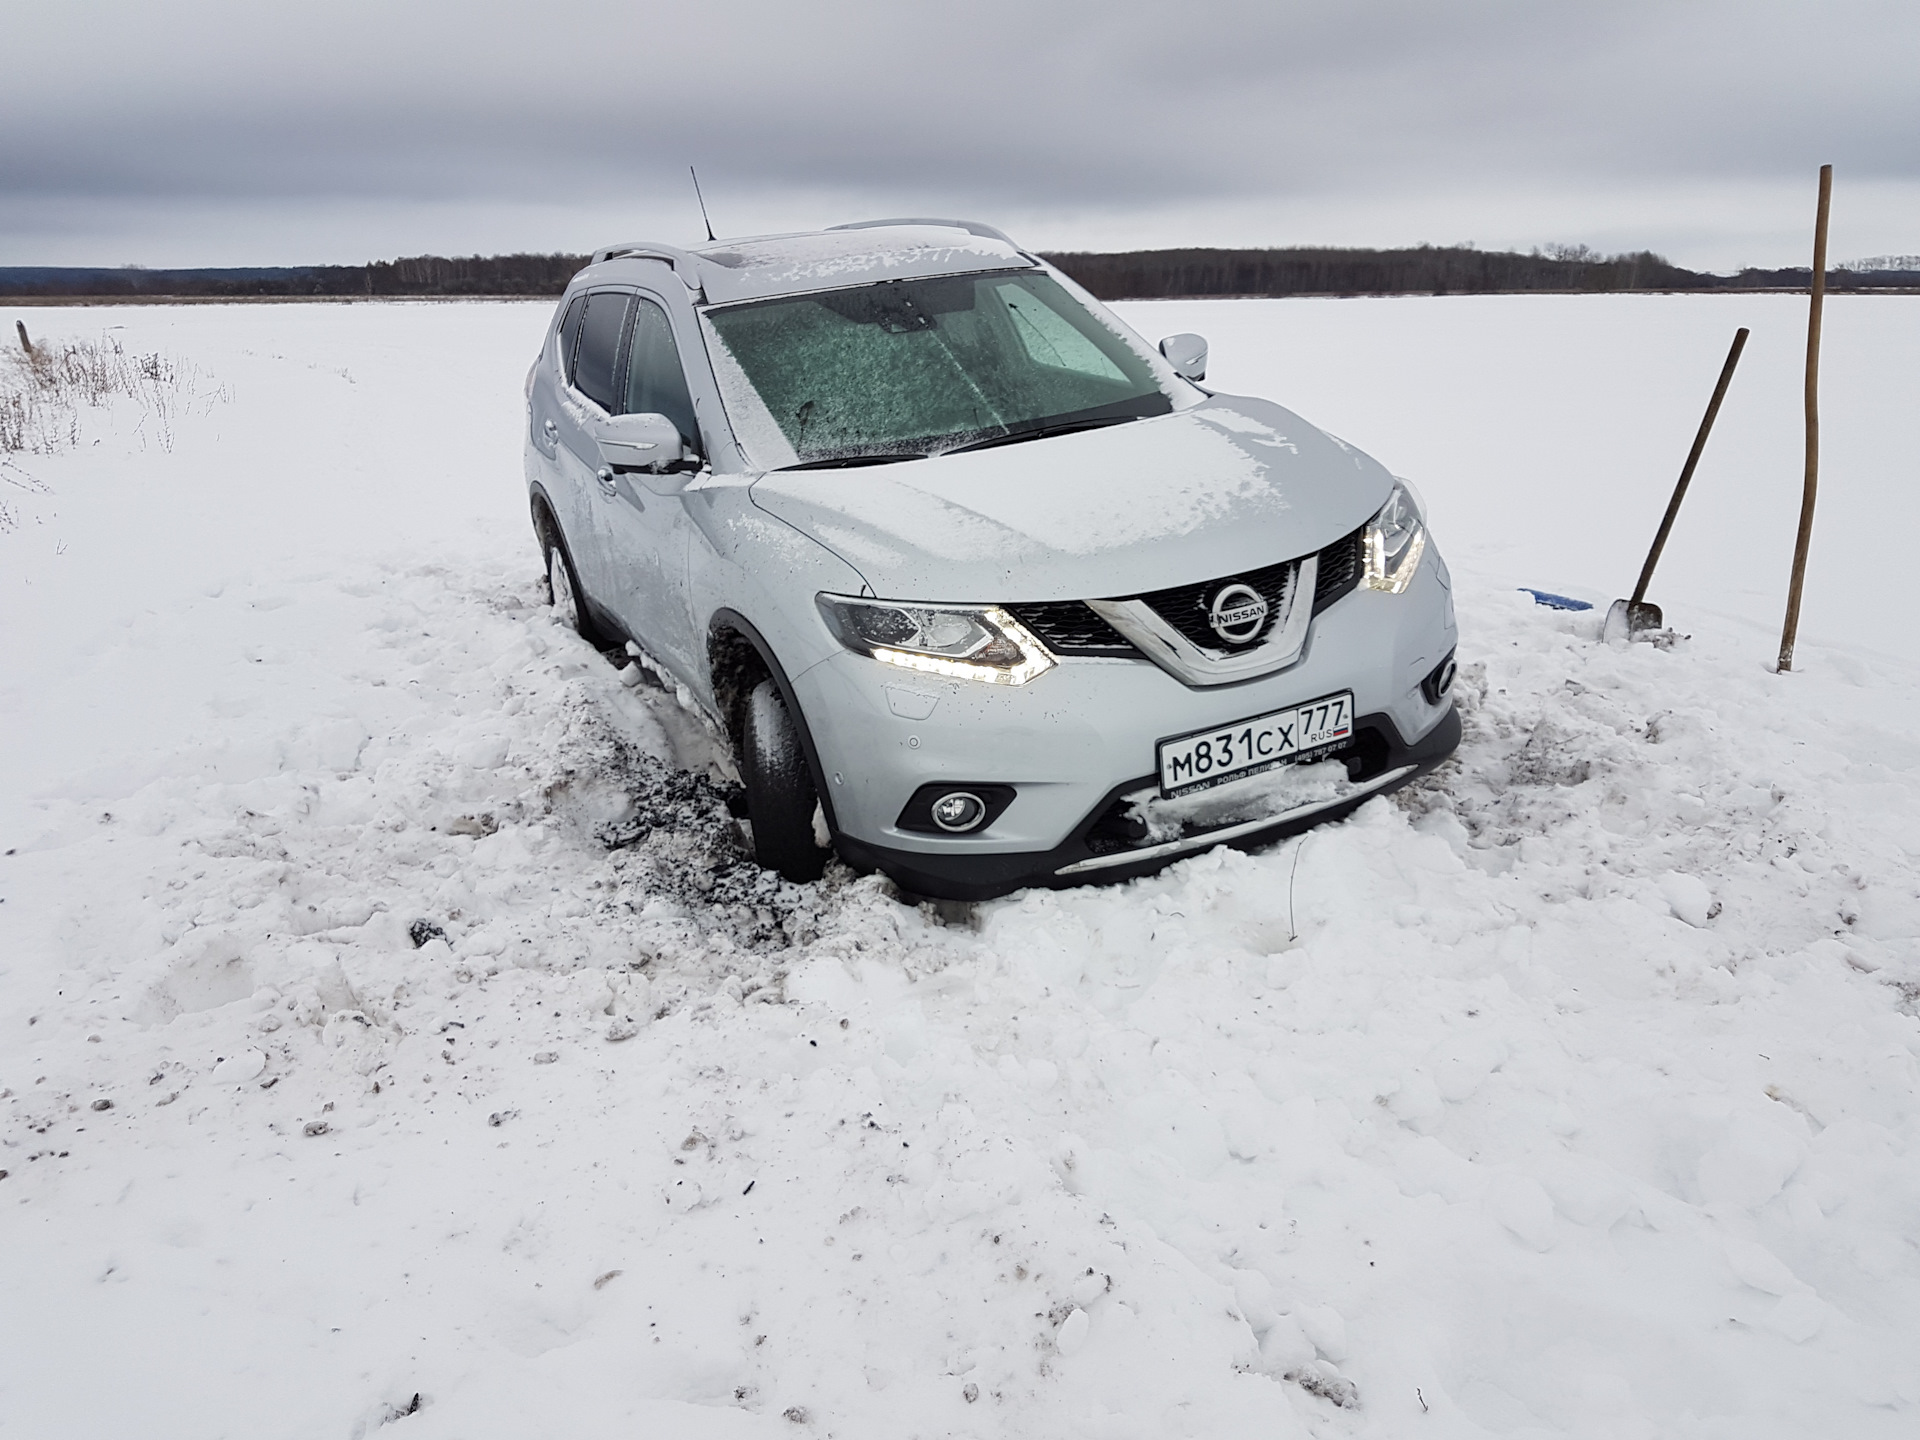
left=740, top=679, right=827, bottom=882
left=538, top=513, right=609, bottom=647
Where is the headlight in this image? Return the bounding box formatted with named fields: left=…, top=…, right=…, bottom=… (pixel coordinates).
left=817, top=595, right=1055, bottom=685
left=1363, top=479, right=1428, bottom=594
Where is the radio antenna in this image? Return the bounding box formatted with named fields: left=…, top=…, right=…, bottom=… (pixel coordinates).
left=689, top=165, right=717, bottom=242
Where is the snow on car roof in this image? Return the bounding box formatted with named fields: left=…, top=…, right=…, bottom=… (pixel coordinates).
left=593, top=223, right=1035, bottom=305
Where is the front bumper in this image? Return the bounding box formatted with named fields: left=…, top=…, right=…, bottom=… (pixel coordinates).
left=834, top=704, right=1459, bottom=900
left=793, top=546, right=1460, bottom=900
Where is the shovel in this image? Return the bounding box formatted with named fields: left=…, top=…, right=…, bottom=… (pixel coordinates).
left=1606, top=326, right=1750, bottom=641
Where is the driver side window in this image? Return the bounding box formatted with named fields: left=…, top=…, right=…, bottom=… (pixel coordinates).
left=623, top=298, right=701, bottom=454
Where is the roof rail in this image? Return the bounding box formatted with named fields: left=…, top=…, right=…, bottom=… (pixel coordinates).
left=827, top=217, right=1020, bottom=247
left=587, top=242, right=705, bottom=291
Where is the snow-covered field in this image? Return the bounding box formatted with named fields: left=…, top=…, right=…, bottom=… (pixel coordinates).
left=3, top=295, right=1919, bottom=1439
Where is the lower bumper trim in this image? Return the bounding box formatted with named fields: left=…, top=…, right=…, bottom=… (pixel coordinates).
left=1051, top=765, right=1416, bottom=875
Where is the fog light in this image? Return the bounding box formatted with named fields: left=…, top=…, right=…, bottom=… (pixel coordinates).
left=896, top=782, right=1017, bottom=835
left=931, top=791, right=988, bottom=833
left=1421, top=650, right=1457, bottom=704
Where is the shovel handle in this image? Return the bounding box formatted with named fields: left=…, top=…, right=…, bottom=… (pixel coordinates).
left=1631, top=327, right=1749, bottom=606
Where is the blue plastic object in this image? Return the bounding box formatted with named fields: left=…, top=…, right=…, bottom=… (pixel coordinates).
left=1520, top=589, right=1593, bottom=612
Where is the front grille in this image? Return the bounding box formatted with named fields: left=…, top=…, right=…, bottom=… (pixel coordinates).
left=1016, top=523, right=1368, bottom=660
left=1137, top=558, right=1297, bottom=650
left=1136, top=524, right=1369, bottom=650
left=1313, top=524, right=1365, bottom=613
left=1007, top=601, right=1138, bottom=656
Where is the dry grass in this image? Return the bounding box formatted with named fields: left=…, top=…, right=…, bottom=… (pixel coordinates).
left=1, top=331, right=224, bottom=456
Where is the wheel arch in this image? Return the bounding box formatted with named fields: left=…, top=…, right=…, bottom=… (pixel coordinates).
left=528, top=482, right=563, bottom=547
left=708, top=609, right=840, bottom=834
left=530, top=482, right=622, bottom=648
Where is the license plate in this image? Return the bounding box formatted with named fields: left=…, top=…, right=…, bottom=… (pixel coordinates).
left=1157, top=691, right=1354, bottom=797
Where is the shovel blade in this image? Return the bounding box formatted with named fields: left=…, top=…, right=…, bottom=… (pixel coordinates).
left=1605, top=598, right=1665, bottom=643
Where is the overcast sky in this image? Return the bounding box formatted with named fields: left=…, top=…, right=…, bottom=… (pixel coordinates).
left=5, top=0, right=1916, bottom=270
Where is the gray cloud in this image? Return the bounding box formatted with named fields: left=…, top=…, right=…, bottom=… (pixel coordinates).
left=5, top=0, right=1917, bottom=266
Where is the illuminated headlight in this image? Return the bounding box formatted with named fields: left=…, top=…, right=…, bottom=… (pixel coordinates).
left=817, top=595, right=1055, bottom=685
left=1363, top=479, right=1428, bottom=594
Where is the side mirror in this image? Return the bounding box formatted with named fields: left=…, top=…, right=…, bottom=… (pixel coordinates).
left=1158, top=333, right=1208, bottom=382
left=594, top=412, right=686, bottom=473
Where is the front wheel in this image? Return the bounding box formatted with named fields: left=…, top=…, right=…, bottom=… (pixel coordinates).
left=740, top=679, right=827, bottom=882
left=540, top=519, right=607, bottom=646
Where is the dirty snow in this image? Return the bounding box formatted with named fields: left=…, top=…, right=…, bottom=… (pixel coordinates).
left=3, top=297, right=1919, bottom=1438
left=1128, top=755, right=1355, bottom=843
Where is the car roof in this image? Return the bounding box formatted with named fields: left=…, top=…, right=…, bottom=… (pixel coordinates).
left=583, top=219, right=1037, bottom=305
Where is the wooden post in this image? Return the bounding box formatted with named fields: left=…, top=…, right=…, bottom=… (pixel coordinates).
left=13, top=319, right=29, bottom=355
left=1778, top=164, right=1832, bottom=673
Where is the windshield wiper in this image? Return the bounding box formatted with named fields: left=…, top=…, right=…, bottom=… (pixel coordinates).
left=773, top=451, right=929, bottom=471
left=941, top=413, right=1142, bottom=456
left=770, top=412, right=1147, bottom=470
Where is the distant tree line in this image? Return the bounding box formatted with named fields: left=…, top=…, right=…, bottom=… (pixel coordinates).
left=362, top=253, right=586, bottom=294
left=0, top=254, right=586, bottom=299
left=1039, top=245, right=1920, bottom=298
left=3, top=246, right=1916, bottom=300
left=1708, top=262, right=1920, bottom=292
left=1044, top=244, right=1699, bottom=297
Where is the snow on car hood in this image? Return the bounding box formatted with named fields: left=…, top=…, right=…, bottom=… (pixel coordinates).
left=748, top=396, right=1395, bottom=601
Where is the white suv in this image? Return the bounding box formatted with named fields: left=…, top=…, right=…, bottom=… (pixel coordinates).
left=525, top=219, right=1458, bottom=899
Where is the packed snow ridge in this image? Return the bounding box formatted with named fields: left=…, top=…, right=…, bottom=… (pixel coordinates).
left=2, top=299, right=1918, bottom=1439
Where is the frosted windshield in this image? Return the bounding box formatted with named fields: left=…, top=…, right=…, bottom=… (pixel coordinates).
left=702, top=271, right=1174, bottom=468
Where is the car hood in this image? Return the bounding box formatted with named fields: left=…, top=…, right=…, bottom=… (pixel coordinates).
left=747, top=396, right=1396, bottom=601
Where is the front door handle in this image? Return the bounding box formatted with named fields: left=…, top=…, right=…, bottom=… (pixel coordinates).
left=543, top=418, right=558, bottom=439
left=596, top=466, right=618, bottom=497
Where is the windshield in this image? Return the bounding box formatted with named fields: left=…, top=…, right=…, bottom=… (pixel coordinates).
left=701, top=271, right=1176, bottom=469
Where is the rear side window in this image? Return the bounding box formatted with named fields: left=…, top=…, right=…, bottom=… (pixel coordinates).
left=572, top=291, right=631, bottom=411
left=622, top=298, right=700, bottom=451
left=555, top=295, right=586, bottom=372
